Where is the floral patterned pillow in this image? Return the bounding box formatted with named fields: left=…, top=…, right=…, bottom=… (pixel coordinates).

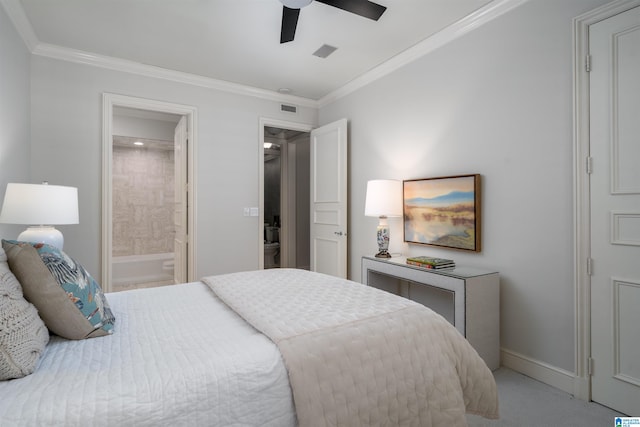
left=2, top=240, right=115, bottom=340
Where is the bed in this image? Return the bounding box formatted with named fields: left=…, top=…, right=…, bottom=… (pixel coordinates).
left=0, top=264, right=499, bottom=426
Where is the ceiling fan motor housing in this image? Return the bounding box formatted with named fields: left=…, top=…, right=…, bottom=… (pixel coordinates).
left=280, top=0, right=313, bottom=8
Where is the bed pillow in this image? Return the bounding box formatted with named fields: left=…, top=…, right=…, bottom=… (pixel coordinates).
left=0, top=247, right=50, bottom=380
left=2, top=240, right=115, bottom=340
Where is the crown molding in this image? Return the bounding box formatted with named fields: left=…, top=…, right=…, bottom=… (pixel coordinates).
left=317, top=0, right=529, bottom=107
left=0, top=0, right=38, bottom=51
left=3, top=0, right=527, bottom=109
left=0, top=0, right=317, bottom=108
left=32, top=43, right=319, bottom=108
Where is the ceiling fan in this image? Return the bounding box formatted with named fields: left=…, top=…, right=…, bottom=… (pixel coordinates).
left=279, top=0, right=387, bottom=44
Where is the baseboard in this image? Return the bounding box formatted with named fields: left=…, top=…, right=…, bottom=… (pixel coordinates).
left=573, top=375, right=590, bottom=401
left=501, top=348, right=576, bottom=395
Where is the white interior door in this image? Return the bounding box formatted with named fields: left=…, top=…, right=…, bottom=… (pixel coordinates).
left=310, top=119, right=348, bottom=278
left=589, top=6, right=640, bottom=415
left=173, top=116, right=188, bottom=284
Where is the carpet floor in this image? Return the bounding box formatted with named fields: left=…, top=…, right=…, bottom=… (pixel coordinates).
left=466, top=367, right=624, bottom=426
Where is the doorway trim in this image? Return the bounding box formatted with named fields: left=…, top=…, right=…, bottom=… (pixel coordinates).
left=259, top=118, right=314, bottom=269
left=102, top=93, right=198, bottom=291
left=572, top=0, right=640, bottom=401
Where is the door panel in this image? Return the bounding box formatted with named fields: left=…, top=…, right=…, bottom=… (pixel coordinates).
left=589, top=6, right=640, bottom=415
left=313, top=237, right=343, bottom=278
left=174, top=116, right=188, bottom=284
left=310, top=119, right=348, bottom=278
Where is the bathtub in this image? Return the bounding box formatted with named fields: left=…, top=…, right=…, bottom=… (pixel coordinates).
left=112, top=252, right=175, bottom=287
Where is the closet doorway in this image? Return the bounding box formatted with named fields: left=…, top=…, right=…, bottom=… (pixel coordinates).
left=259, top=119, right=312, bottom=270
left=102, top=94, right=197, bottom=292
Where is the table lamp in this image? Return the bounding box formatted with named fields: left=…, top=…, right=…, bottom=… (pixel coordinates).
left=364, top=179, right=402, bottom=258
left=0, top=182, right=79, bottom=250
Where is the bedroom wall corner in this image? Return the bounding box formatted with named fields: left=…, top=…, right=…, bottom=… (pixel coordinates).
left=318, top=0, right=611, bottom=385
left=0, top=4, right=32, bottom=240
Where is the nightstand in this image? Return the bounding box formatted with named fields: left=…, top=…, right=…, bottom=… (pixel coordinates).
left=362, top=256, right=500, bottom=370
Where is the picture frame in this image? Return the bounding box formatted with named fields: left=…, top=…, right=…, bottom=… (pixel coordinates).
left=403, top=174, right=481, bottom=252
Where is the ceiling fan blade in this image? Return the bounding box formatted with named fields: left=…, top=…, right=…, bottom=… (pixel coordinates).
left=316, top=0, right=386, bottom=21
left=280, top=6, right=300, bottom=43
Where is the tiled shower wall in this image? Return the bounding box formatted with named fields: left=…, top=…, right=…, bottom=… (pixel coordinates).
left=112, top=143, right=175, bottom=256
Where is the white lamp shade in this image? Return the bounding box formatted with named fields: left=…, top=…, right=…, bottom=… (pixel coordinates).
left=364, top=180, right=403, bottom=217
left=0, top=183, right=79, bottom=225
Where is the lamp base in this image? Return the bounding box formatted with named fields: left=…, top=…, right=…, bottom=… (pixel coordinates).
left=17, top=226, right=64, bottom=250
left=375, top=216, right=391, bottom=259
left=375, top=250, right=392, bottom=258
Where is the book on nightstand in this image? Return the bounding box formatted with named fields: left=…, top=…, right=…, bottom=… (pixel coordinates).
left=406, top=256, right=456, bottom=269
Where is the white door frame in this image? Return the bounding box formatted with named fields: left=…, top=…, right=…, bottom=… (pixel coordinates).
left=259, top=118, right=313, bottom=269
left=102, top=93, right=198, bottom=291
left=572, top=0, right=640, bottom=401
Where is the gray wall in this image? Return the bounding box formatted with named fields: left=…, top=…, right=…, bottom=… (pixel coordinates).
left=264, top=155, right=281, bottom=229
left=29, top=55, right=317, bottom=279
left=318, top=0, right=610, bottom=373
left=294, top=138, right=310, bottom=269
left=0, top=6, right=31, bottom=239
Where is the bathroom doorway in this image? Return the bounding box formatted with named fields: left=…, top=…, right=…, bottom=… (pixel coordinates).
left=260, top=119, right=312, bottom=270
left=102, top=94, right=197, bottom=292
left=110, top=107, right=180, bottom=291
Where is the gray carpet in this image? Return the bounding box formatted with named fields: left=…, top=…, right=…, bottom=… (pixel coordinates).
left=466, top=368, right=624, bottom=426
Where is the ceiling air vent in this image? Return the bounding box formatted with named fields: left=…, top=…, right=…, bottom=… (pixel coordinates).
left=280, top=104, right=298, bottom=114
left=313, top=44, right=338, bottom=59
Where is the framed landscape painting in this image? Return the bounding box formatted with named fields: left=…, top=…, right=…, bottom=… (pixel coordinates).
left=403, top=174, right=481, bottom=252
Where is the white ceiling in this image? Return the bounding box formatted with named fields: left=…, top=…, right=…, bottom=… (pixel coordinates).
left=11, top=0, right=508, bottom=102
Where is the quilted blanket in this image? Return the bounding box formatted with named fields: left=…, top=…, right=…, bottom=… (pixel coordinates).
left=202, top=268, right=499, bottom=426
left=0, top=282, right=296, bottom=427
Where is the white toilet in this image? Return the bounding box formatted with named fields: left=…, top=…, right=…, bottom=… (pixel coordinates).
left=264, top=242, right=280, bottom=268
left=264, top=226, right=280, bottom=268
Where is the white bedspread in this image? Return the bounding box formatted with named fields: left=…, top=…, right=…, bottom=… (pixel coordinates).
left=203, top=269, right=499, bottom=427
left=0, top=282, right=296, bottom=427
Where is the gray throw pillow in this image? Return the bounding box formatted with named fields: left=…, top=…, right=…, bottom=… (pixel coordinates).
left=0, top=247, right=49, bottom=380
